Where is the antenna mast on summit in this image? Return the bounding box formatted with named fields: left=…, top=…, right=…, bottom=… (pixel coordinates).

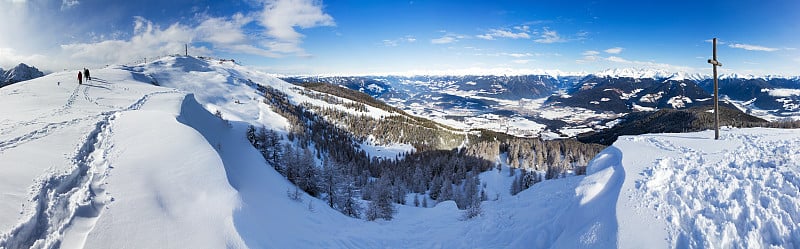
left=707, top=38, right=723, bottom=140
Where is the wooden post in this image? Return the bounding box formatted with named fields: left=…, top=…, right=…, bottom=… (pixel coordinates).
left=185, top=44, right=188, bottom=56
left=707, top=38, right=723, bottom=140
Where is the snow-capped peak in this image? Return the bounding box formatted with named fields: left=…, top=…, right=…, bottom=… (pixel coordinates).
left=666, top=71, right=708, bottom=82
left=1, top=63, right=45, bottom=86
left=592, top=68, right=676, bottom=79
left=718, top=73, right=747, bottom=80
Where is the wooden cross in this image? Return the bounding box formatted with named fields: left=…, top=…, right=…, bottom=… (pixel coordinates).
left=707, top=38, right=722, bottom=140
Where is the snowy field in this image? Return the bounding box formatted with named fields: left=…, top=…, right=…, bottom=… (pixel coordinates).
left=1, top=56, right=799, bottom=248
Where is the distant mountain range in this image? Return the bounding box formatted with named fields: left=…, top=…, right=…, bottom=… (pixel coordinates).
left=282, top=69, right=800, bottom=137
left=0, top=63, right=45, bottom=87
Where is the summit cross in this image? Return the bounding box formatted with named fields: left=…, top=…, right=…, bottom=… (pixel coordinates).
left=707, top=38, right=723, bottom=140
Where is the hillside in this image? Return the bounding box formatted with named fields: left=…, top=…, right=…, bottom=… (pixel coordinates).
left=284, top=72, right=800, bottom=138
left=577, top=105, right=769, bottom=145
left=0, top=56, right=603, bottom=248
left=547, top=76, right=712, bottom=113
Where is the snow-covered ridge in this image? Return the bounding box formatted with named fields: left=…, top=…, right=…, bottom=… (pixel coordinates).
left=287, top=68, right=799, bottom=82
left=0, top=63, right=45, bottom=86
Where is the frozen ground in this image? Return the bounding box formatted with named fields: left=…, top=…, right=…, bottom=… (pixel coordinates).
left=1, top=56, right=798, bottom=248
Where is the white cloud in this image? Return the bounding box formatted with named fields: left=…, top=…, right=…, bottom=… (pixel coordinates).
left=604, top=47, right=623, bottom=54
left=259, top=0, right=335, bottom=54
left=61, top=0, right=79, bottom=10
left=604, top=56, right=698, bottom=72
left=583, top=50, right=600, bottom=56
left=606, top=56, right=629, bottom=63
left=476, top=34, right=493, bottom=40
left=0, top=47, right=49, bottom=70
left=577, top=50, right=600, bottom=63
left=61, top=17, right=199, bottom=65
left=195, top=13, right=251, bottom=45
left=382, top=35, right=416, bottom=47
left=477, top=27, right=530, bottom=40
left=729, top=43, right=779, bottom=52
left=431, top=36, right=455, bottom=44
left=507, top=53, right=533, bottom=58
left=431, top=34, right=464, bottom=44
left=382, top=39, right=398, bottom=47
left=61, top=0, right=333, bottom=66
left=704, top=39, right=726, bottom=45
left=0, top=0, right=337, bottom=72
left=533, top=28, right=565, bottom=44
left=512, top=59, right=530, bottom=64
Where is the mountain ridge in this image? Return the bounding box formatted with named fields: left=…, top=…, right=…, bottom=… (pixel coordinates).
left=0, top=63, right=46, bottom=87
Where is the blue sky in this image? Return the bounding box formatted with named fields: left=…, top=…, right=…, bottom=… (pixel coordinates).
left=0, top=0, right=798, bottom=75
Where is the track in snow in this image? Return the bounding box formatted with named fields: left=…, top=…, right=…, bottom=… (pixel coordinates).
left=0, top=88, right=180, bottom=155
left=0, top=87, right=182, bottom=249
left=633, top=133, right=800, bottom=248
left=0, top=113, right=116, bottom=249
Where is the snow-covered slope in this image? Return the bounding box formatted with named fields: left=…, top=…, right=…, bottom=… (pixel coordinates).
left=1, top=56, right=798, bottom=248
left=0, top=56, right=591, bottom=248
left=0, top=66, right=246, bottom=248
left=596, top=128, right=800, bottom=248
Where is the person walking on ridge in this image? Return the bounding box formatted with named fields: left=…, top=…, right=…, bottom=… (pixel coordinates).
left=78, top=71, right=83, bottom=85
left=83, top=68, right=89, bottom=82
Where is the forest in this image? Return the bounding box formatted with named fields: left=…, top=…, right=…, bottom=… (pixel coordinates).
left=248, top=83, right=605, bottom=220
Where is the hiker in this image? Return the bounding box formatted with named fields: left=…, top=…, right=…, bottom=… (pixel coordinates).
left=78, top=71, right=83, bottom=85
left=86, top=68, right=91, bottom=81
left=83, top=68, right=90, bottom=81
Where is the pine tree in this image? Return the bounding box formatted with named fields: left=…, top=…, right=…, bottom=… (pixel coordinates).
left=366, top=176, right=394, bottom=221
left=321, top=158, right=338, bottom=208
left=510, top=175, right=521, bottom=195
left=337, top=182, right=362, bottom=218
left=439, top=178, right=454, bottom=202
left=429, top=175, right=442, bottom=200
left=462, top=195, right=482, bottom=220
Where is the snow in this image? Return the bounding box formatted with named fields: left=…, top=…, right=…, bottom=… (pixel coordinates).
left=639, top=91, right=664, bottom=103
left=559, top=126, right=595, bottom=137
left=593, top=68, right=674, bottom=79
left=762, top=88, right=800, bottom=97
left=666, top=95, right=692, bottom=109
left=2, top=55, right=800, bottom=248
left=365, top=83, right=384, bottom=93
left=359, top=137, right=415, bottom=159
left=614, top=128, right=800, bottom=248
left=632, top=104, right=657, bottom=112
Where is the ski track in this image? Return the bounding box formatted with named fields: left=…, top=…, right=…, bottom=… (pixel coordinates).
left=0, top=87, right=182, bottom=249
left=634, top=133, right=800, bottom=248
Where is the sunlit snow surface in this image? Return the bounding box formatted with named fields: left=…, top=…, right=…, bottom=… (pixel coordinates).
left=1, top=56, right=799, bottom=248
left=615, top=128, right=800, bottom=248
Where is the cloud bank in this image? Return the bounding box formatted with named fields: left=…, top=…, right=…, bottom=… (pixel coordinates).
left=0, top=0, right=336, bottom=71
